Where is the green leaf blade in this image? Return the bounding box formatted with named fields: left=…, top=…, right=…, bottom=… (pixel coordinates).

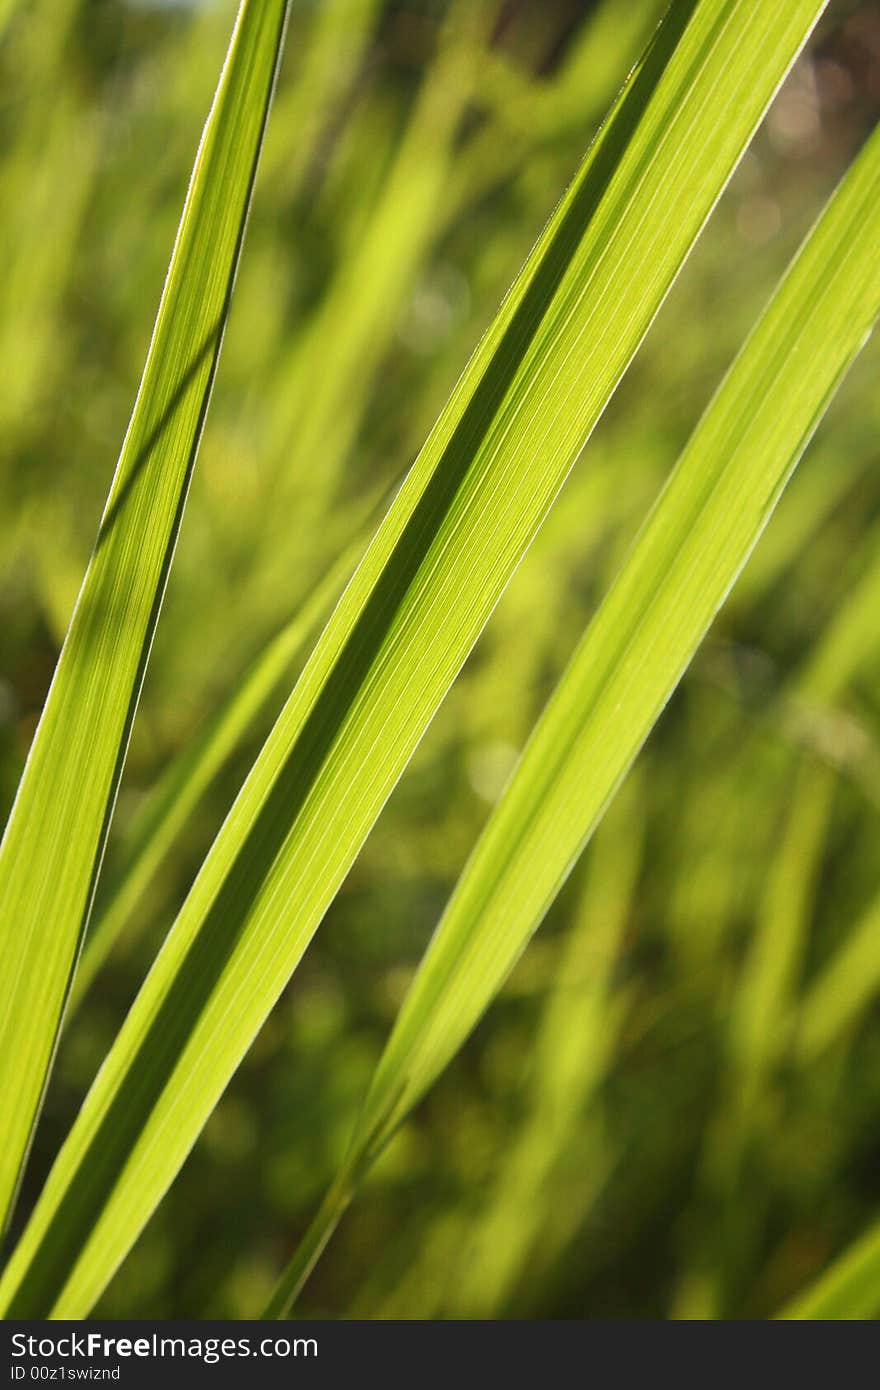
left=0, top=0, right=828, bottom=1317
left=345, top=119, right=880, bottom=1219
left=70, top=541, right=358, bottom=1014
left=0, top=0, right=290, bottom=1231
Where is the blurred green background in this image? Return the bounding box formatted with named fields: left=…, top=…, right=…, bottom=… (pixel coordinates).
left=2, top=0, right=880, bottom=1318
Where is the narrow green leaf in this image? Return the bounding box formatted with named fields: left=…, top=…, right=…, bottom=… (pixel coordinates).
left=0, top=0, right=291, bottom=1231
left=70, top=543, right=358, bottom=1014
left=779, top=1219, right=880, bottom=1320
left=351, top=119, right=880, bottom=1192
left=0, top=0, right=828, bottom=1317
left=266, top=119, right=880, bottom=1315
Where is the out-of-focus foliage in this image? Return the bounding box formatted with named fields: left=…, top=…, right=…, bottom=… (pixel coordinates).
left=1, top=0, right=879, bottom=1319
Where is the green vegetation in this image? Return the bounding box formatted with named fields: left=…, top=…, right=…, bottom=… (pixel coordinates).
left=1, top=0, right=878, bottom=1320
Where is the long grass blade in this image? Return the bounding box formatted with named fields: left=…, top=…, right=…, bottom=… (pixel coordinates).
left=265, top=116, right=880, bottom=1315
left=70, top=543, right=358, bottom=1013
left=0, top=0, right=828, bottom=1317
left=0, top=0, right=291, bottom=1232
